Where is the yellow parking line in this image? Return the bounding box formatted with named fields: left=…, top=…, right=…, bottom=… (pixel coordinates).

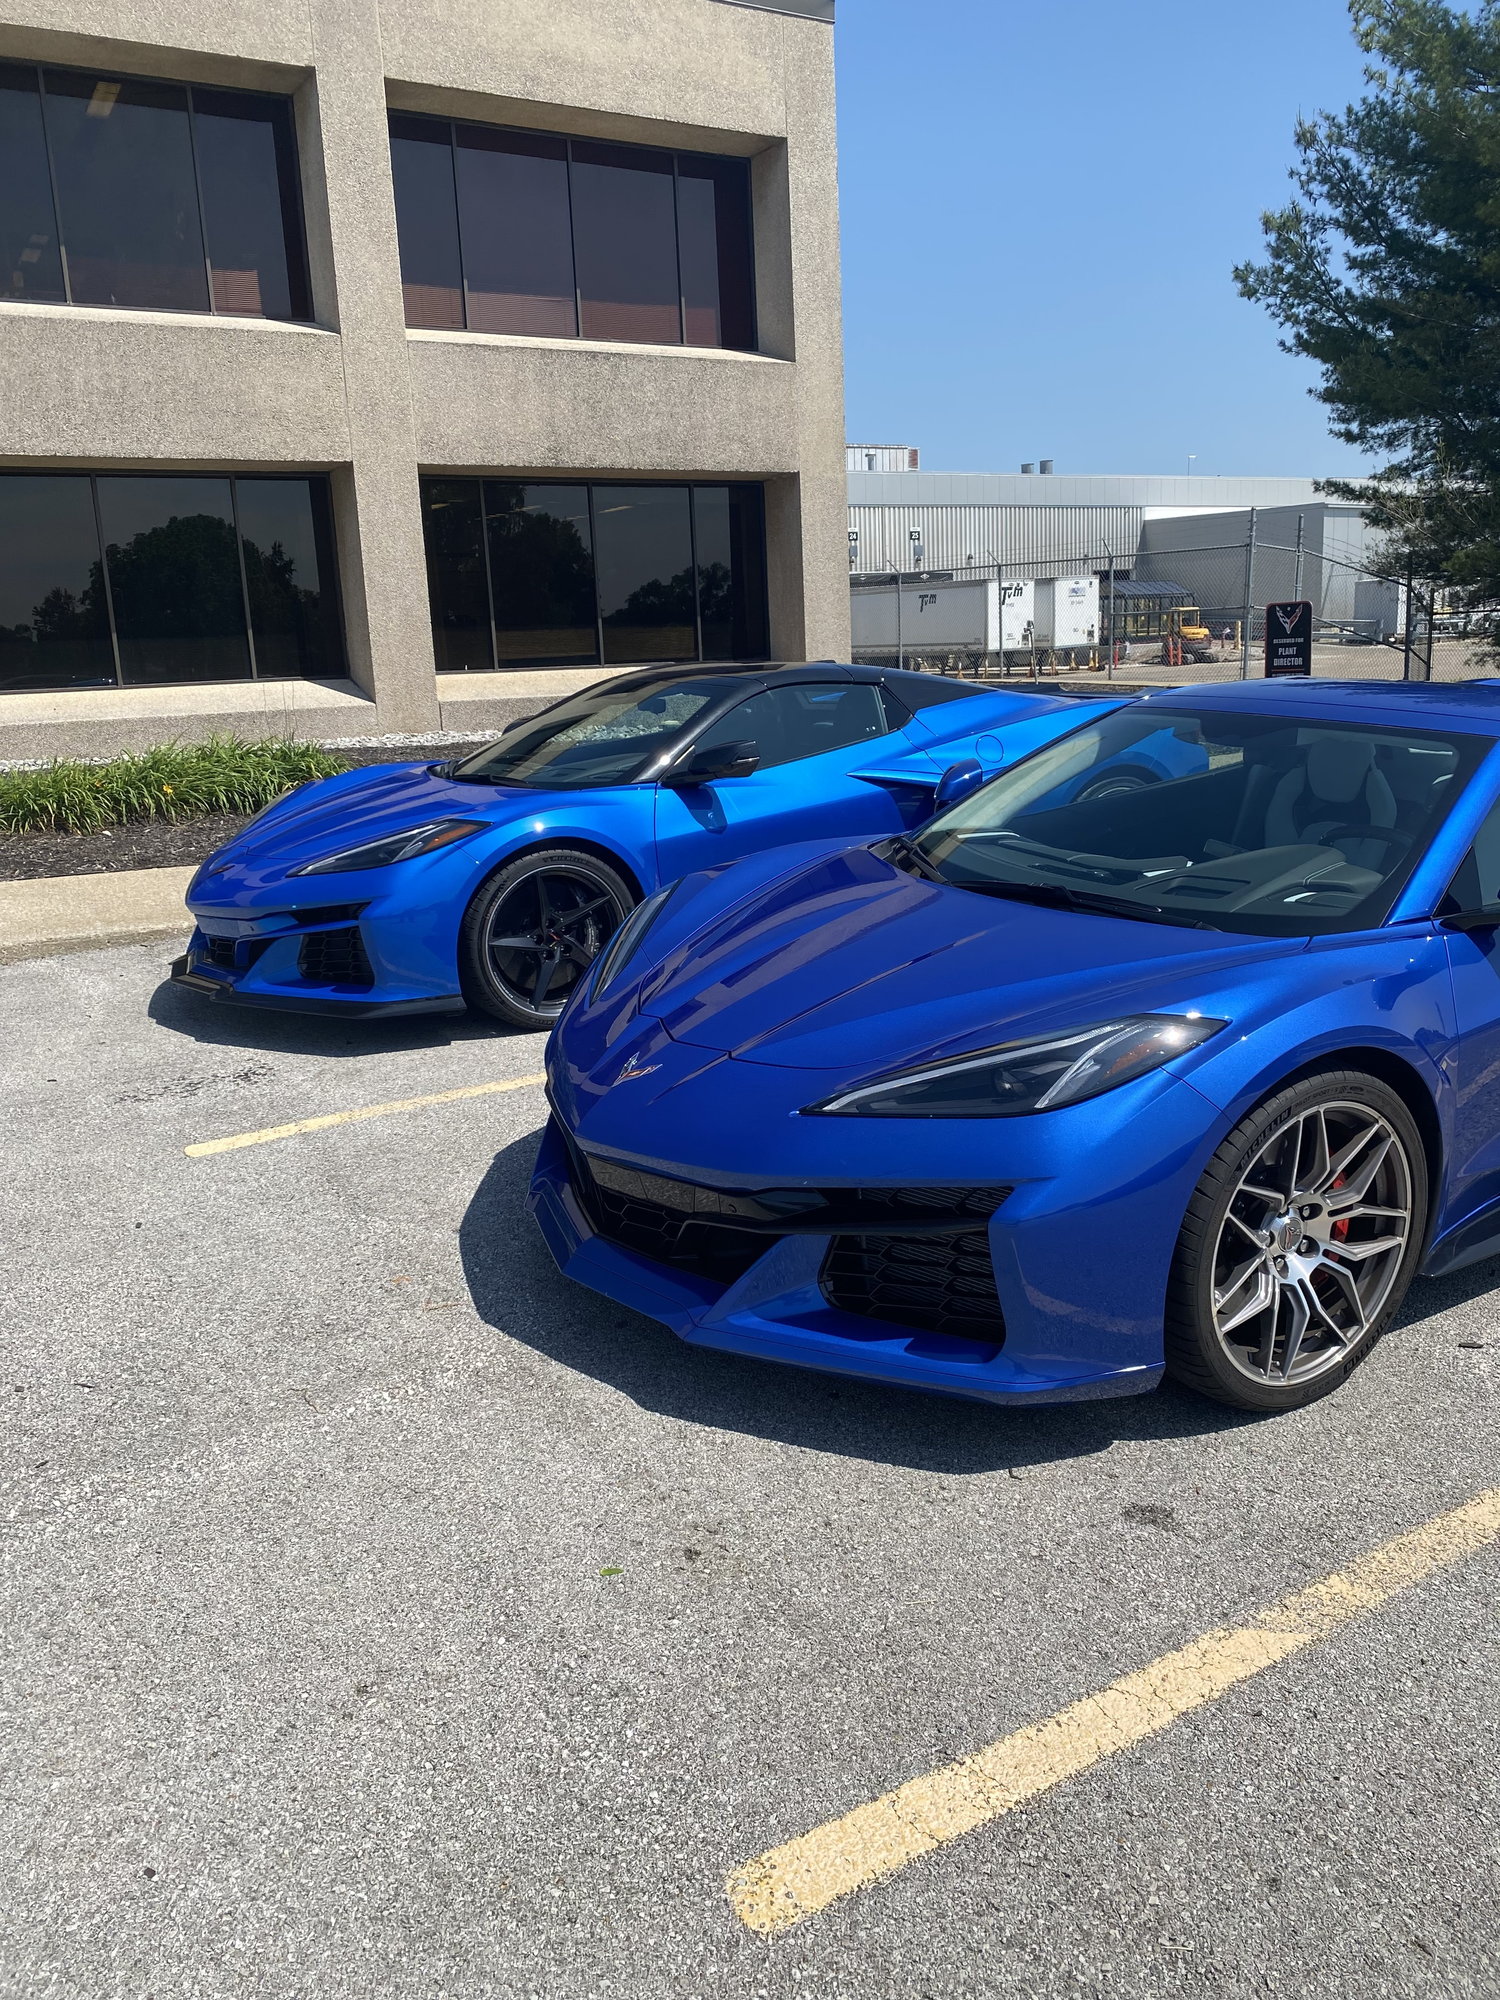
left=727, top=1484, right=1500, bottom=1935
left=185, top=1073, right=547, bottom=1157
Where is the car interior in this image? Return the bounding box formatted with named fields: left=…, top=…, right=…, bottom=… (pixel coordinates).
left=934, top=718, right=1473, bottom=930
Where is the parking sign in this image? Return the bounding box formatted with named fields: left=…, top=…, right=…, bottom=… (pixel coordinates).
left=1265, top=600, right=1313, bottom=677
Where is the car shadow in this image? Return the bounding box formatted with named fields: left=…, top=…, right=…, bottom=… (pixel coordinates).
left=146, top=972, right=518, bottom=1060
left=459, top=1136, right=1266, bottom=1476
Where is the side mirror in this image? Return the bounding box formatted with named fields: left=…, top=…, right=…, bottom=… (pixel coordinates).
left=934, top=758, right=986, bottom=811
left=1440, top=905, right=1500, bottom=932
left=661, top=739, right=760, bottom=787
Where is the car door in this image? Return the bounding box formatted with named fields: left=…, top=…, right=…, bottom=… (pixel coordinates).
left=1441, top=793, right=1500, bottom=1234
left=652, top=681, right=902, bottom=882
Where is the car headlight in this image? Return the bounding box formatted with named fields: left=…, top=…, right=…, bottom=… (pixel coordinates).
left=804, top=1014, right=1225, bottom=1119
left=289, top=819, right=487, bottom=876
left=591, top=884, right=679, bottom=1000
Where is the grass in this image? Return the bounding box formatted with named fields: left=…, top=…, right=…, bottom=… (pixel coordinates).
left=0, top=735, right=344, bottom=836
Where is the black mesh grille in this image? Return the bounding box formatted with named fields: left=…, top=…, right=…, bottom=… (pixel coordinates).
left=298, top=925, right=374, bottom=988
left=822, top=1230, right=1005, bottom=1342
left=197, top=933, right=237, bottom=972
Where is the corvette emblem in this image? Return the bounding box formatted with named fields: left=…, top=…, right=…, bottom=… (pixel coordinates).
left=613, top=1055, right=662, bottom=1085
left=1275, top=603, right=1303, bottom=634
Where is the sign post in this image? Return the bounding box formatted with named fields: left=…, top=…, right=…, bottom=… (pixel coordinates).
left=1265, top=599, right=1313, bottom=677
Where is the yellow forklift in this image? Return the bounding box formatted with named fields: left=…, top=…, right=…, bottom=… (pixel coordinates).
left=1160, top=605, right=1218, bottom=667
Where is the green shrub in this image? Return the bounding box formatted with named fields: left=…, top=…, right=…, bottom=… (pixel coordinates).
left=0, top=735, right=344, bottom=836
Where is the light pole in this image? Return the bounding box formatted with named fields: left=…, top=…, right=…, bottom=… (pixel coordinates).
left=1187, top=453, right=1197, bottom=478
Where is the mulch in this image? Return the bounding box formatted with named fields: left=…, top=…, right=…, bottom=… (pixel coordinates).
left=0, top=745, right=465, bottom=883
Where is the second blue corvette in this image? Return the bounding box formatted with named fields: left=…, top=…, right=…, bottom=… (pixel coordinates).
left=534, top=679, right=1500, bottom=1413
left=170, top=663, right=1145, bottom=1027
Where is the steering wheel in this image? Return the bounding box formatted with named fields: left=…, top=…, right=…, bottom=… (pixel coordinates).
left=1319, top=823, right=1414, bottom=858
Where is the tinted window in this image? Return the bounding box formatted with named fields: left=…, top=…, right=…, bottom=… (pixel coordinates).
left=914, top=706, right=1486, bottom=938
left=422, top=480, right=491, bottom=672
left=0, top=67, right=310, bottom=320
left=0, top=64, right=63, bottom=302
left=452, top=678, right=724, bottom=788
left=0, top=472, right=342, bottom=691
left=457, top=126, right=576, bottom=337
left=694, top=684, right=888, bottom=770
left=95, top=476, right=249, bottom=683
left=1442, top=797, right=1500, bottom=913
left=0, top=476, right=112, bottom=691
left=570, top=141, right=680, bottom=344
left=882, top=670, right=981, bottom=710
left=236, top=478, right=343, bottom=678
left=694, top=485, right=768, bottom=660
left=389, top=117, right=757, bottom=351
left=594, top=486, right=697, bottom=664
left=486, top=483, right=597, bottom=665
left=419, top=477, right=770, bottom=672
left=677, top=156, right=754, bottom=350
left=43, top=70, right=208, bottom=311
left=193, top=90, right=308, bottom=320
left=390, top=112, right=463, bottom=330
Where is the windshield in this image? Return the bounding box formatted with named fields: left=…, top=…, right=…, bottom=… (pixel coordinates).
left=450, top=677, right=728, bottom=789
left=911, top=705, right=1486, bottom=937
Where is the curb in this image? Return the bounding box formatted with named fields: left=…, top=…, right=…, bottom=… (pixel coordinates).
left=0, top=865, right=194, bottom=966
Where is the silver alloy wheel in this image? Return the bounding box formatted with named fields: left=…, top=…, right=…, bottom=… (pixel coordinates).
left=1208, top=1100, right=1413, bottom=1387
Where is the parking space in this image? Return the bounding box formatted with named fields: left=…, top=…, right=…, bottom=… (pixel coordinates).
left=5, top=939, right=1500, bottom=1998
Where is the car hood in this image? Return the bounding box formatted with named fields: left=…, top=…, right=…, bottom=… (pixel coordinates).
left=637, top=844, right=1306, bottom=1072
left=197, top=760, right=573, bottom=881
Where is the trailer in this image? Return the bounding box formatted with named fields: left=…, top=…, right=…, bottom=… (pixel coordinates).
left=849, top=575, right=1034, bottom=660
left=1033, top=576, right=1099, bottom=649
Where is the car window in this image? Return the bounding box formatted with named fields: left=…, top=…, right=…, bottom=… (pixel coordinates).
left=1441, top=795, right=1500, bottom=912
left=691, top=683, right=890, bottom=771
left=450, top=677, right=724, bottom=788
left=910, top=704, right=1487, bottom=938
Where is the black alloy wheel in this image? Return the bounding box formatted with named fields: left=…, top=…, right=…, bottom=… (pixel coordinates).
left=459, top=848, right=636, bottom=1029
left=1165, top=1069, right=1427, bottom=1412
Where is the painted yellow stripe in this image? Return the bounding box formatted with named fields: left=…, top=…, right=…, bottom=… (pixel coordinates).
left=185, top=1073, right=547, bottom=1157
left=727, top=1484, right=1500, bottom=1935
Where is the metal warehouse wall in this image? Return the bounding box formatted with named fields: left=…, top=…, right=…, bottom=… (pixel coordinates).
left=846, top=504, right=1144, bottom=576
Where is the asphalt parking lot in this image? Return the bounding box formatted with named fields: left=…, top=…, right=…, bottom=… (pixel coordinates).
left=5, top=939, right=1500, bottom=1999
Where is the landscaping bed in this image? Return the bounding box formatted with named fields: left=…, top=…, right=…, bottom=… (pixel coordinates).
left=0, top=737, right=492, bottom=882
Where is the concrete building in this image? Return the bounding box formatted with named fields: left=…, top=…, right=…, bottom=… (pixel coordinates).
left=0, top=0, right=848, bottom=760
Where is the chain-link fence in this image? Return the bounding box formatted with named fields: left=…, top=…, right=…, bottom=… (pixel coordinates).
left=849, top=519, right=1497, bottom=687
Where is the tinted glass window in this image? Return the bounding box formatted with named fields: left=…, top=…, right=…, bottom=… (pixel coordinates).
left=95, top=476, right=249, bottom=683
left=694, top=683, right=888, bottom=771
left=237, top=478, right=343, bottom=678
left=485, top=483, right=597, bottom=666
left=571, top=142, right=680, bottom=344
left=0, top=64, right=63, bottom=302
left=452, top=678, right=724, bottom=788
left=594, top=486, right=696, bottom=664
left=456, top=126, right=576, bottom=337
left=42, top=71, right=208, bottom=312
left=422, top=480, right=492, bottom=672
left=0, top=476, right=112, bottom=691
left=677, top=156, right=754, bottom=350
left=1441, top=797, right=1500, bottom=913
left=694, top=485, right=769, bottom=660
left=193, top=90, right=307, bottom=320
left=913, top=706, right=1486, bottom=939
left=419, top=477, right=769, bottom=672
left=882, top=670, right=981, bottom=710
left=390, top=112, right=463, bottom=330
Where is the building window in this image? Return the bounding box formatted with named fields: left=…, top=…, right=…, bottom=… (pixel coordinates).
left=391, top=114, right=756, bottom=351
left=0, top=473, right=343, bottom=692
left=420, top=477, right=769, bottom=672
left=0, top=63, right=311, bottom=320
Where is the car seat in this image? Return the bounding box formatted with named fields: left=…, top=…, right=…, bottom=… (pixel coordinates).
left=1264, top=736, right=1398, bottom=870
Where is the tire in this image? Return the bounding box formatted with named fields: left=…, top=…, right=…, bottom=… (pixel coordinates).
left=459, top=847, right=636, bottom=1030
left=1164, top=1069, right=1428, bottom=1412
left=1075, top=766, right=1158, bottom=803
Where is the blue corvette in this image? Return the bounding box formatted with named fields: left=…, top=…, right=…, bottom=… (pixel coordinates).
left=534, top=679, right=1500, bottom=1413
left=171, top=663, right=1154, bottom=1028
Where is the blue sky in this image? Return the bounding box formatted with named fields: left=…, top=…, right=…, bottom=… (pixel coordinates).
left=835, top=0, right=1374, bottom=477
